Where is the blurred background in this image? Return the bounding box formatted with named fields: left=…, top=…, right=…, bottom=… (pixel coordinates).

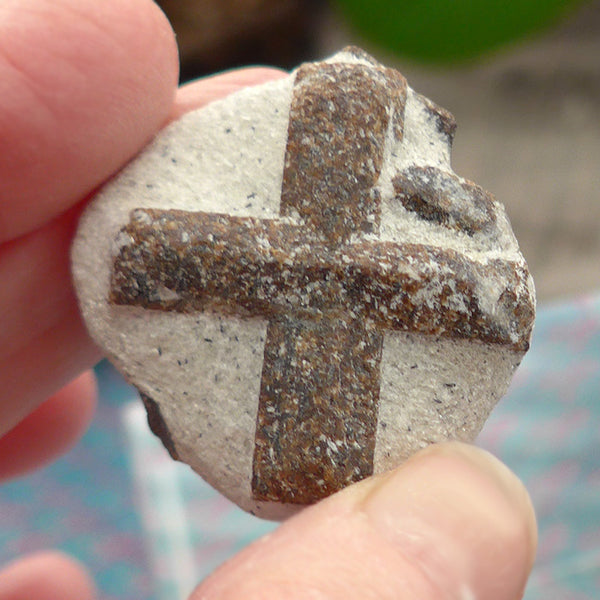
left=157, top=0, right=600, bottom=301
left=2, top=2, right=599, bottom=600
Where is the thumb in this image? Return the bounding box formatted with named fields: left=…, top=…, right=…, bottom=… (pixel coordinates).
left=192, top=442, right=537, bottom=600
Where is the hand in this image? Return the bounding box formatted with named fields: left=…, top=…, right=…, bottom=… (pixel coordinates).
left=0, top=1, right=537, bottom=598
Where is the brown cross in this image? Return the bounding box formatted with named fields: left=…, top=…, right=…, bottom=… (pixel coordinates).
left=109, top=54, right=532, bottom=505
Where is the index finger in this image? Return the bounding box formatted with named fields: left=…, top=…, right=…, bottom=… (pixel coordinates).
left=0, top=0, right=179, bottom=243
left=0, top=68, right=287, bottom=439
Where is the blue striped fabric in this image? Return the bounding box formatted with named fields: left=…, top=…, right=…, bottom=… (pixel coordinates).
left=0, top=294, right=598, bottom=599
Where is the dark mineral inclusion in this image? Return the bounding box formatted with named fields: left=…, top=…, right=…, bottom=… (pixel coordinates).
left=109, top=48, right=535, bottom=505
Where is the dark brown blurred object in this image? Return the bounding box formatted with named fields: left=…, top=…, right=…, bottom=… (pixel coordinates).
left=156, top=0, right=321, bottom=81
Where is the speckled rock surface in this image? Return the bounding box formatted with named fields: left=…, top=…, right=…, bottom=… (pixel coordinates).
left=72, top=47, right=535, bottom=520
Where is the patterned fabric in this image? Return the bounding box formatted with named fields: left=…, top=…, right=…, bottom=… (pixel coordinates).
left=0, top=295, right=598, bottom=599
left=482, top=295, right=600, bottom=599
left=0, top=362, right=152, bottom=600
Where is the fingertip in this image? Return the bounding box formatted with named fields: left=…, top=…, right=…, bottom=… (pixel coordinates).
left=0, top=0, right=179, bottom=241
left=361, top=442, right=538, bottom=599
left=0, top=370, right=97, bottom=481
left=0, top=551, right=96, bottom=600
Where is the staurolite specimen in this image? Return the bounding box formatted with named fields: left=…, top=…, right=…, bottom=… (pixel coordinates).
left=71, top=47, right=535, bottom=520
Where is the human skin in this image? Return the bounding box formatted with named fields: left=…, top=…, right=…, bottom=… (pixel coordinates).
left=0, top=1, right=537, bottom=598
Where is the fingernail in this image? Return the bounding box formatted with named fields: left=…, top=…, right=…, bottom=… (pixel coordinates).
left=362, top=442, right=537, bottom=599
